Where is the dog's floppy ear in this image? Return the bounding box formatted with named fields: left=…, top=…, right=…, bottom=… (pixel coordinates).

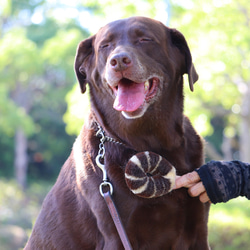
left=170, top=29, right=198, bottom=92
left=74, top=35, right=95, bottom=93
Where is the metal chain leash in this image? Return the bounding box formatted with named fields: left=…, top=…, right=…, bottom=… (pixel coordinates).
left=95, top=122, right=133, bottom=250
left=96, top=123, right=125, bottom=146
left=95, top=124, right=114, bottom=196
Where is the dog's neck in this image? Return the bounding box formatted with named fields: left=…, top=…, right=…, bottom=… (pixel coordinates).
left=91, top=110, right=184, bottom=154
left=88, top=80, right=185, bottom=151
left=89, top=76, right=185, bottom=152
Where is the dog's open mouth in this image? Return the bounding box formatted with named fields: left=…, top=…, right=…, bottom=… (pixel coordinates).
left=111, top=77, right=159, bottom=113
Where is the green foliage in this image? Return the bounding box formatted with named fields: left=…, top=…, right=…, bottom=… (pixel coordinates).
left=0, top=28, right=43, bottom=79
left=42, top=28, right=85, bottom=82
left=171, top=0, right=250, bottom=138
left=63, top=84, right=90, bottom=135
left=0, top=179, right=52, bottom=250
left=0, top=0, right=92, bottom=179
left=208, top=197, right=250, bottom=249
left=0, top=134, right=14, bottom=177
left=0, top=0, right=11, bottom=18
left=28, top=104, right=75, bottom=180
left=0, top=28, right=41, bottom=136
left=84, top=0, right=162, bottom=17
left=27, top=18, right=60, bottom=47
left=0, top=86, right=29, bottom=136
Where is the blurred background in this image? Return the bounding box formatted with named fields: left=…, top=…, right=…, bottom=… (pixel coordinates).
left=0, top=0, right=249, bottom=249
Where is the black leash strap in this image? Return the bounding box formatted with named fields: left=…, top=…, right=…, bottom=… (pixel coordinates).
left=103, top=191, right=133, bottom=250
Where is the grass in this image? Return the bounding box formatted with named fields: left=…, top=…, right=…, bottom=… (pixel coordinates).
left=0, top=178, right=249, bottom=249
left=208, top=197, right=250, bottom=250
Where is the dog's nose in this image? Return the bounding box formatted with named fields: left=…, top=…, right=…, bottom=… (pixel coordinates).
left=110, top=52, right=132, bottom=71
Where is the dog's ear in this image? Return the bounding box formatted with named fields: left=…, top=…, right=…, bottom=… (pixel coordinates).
left=170, top=29, right=198, bottom=92
left=74, top=35, right=95, bottom=93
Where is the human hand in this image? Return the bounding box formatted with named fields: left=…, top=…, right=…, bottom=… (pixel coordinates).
left=174, top=171, right=211, bottom=203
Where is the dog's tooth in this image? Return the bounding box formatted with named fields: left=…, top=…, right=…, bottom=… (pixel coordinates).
left=144, top=81, right=149, bottom=91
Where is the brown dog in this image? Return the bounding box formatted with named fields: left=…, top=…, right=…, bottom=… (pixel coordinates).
left=25, top=16, right=210, bottom=249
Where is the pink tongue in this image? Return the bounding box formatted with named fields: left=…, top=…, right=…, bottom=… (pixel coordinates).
left=113, top=81, right=145, bottom=112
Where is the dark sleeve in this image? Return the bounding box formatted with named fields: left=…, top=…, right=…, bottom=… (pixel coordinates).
left=195, top=160, right=250, bottom=204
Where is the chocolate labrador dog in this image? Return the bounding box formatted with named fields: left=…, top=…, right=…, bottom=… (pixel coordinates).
left=25, top=16, right=210, bottom=249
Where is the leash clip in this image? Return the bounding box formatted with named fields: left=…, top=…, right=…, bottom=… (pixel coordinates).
left=99, top=181, right=114, bottom=197
left=95, top=124, right=113, bottom=196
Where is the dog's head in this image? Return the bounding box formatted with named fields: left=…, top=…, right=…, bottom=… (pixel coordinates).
left=75, top=16, right=198, bottom=120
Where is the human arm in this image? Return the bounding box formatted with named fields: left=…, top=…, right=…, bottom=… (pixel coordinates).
left=174, top=161, right=250, bottom=204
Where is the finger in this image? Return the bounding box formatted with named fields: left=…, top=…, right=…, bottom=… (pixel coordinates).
left=199, top=192, right=211, bottom=203
left=188, top=182, right=206, bottom=197
left=174, top=171, right=201, bottom=189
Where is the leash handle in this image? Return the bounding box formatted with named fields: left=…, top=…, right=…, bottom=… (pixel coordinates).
left=103, top=191, right=133, bottom=250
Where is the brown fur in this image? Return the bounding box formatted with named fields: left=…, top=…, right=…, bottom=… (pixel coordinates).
left=25, top=17, right=210, bottom=250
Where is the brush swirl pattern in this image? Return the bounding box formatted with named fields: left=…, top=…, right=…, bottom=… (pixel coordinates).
left=125, top=151, right=176, bottom=198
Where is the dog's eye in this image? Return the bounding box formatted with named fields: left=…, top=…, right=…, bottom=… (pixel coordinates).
left=140, top=38, right=154, bottom=43
left=100, top=44, right=109, bottom=49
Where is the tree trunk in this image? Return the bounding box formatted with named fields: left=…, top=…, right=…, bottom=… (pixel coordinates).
left=14, top=128, right=28, bottom=189
left=221, top=135, right=233, bottom=161
left=239, top=87, right=250, bottom=162
left=205, top=141, right=223, bottom=161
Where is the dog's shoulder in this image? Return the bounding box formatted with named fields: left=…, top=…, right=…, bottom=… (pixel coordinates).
left=183, top=115, right=204, bottom=169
